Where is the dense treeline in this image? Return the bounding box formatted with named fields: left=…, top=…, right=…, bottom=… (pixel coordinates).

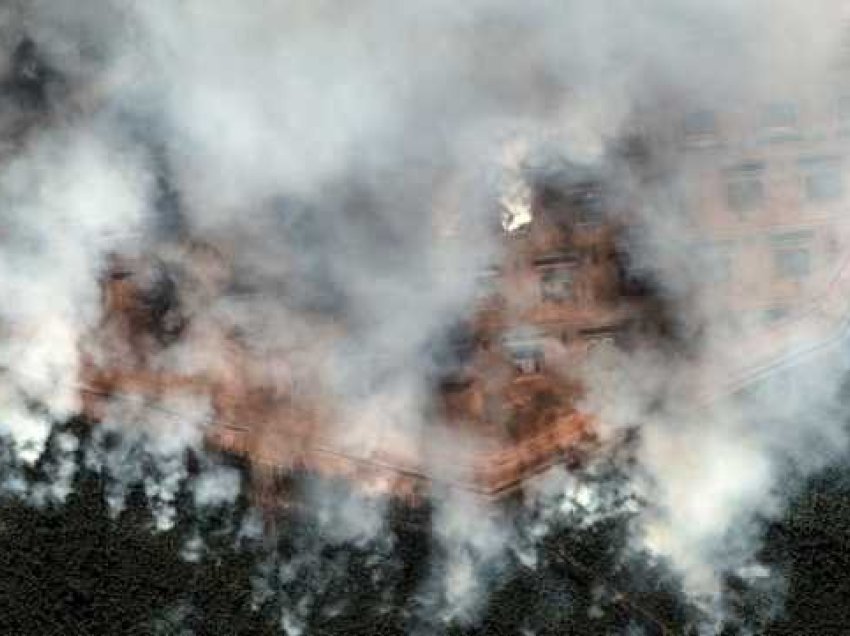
left=0, top=419, right=845, bottom=635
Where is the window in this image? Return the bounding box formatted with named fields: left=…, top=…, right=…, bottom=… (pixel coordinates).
left=683, top=110, right=718, bottom=147
left=533, top=250, right=580, bottom=267
left=696, top=242, right=734, bottom=284
left=614, top=236, right=653, bottom=297
left=725, top=162, right=765, bottom=214
left=763, top=305, right=790, bottom=324
left=771, top=229, right=814, bottom=280
left=433, top=323, right=475, bottom=386
left=567, top=181, right=605, bottom=225
left=475, top=266, right=503, bottom=304
left=504, top=333, right=545, bottom=375
left=534, top=251, right=579, bottom=303
left=540, top=269, right=573, bottom=302
left=684, top=110, right=717, bottom=136
left=580, top=325, right=622, bottom=351
left=799, top=156, right=844, bottom=202
left=727, top=180, right=763, bottom=211
left=761, top=101, right=800, bottom=141
left=509, top=344, right=544, bottom=375
left=774, top=247, right=810, bottom=279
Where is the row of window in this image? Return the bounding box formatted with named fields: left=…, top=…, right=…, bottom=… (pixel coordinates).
left=480, top=247, right=650, bottom=307
left=482, top=241, right=811, bottom=313
left=684, top=99, right=850, bottom=144
left=698, top=232, right=814, bottom=284
left=505, top=327, right=621, bottom=375
left=477, top=269, right=576, bottom=304
left=724, top=156, right=844, bottom=214
left=775, top=246, right=811, bottom=279
left=477, top=250, right=582, bottom=306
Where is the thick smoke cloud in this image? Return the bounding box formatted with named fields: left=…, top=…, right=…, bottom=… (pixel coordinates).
left=1, top=0, right=850, bottom=631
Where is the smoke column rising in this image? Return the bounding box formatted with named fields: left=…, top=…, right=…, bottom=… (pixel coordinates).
left=1, top=0, right=850, bottom=631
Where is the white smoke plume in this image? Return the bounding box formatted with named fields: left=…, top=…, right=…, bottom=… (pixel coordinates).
left=1, top=0, right=850, bottom=631
left=0, top=127, right=152, bottom=456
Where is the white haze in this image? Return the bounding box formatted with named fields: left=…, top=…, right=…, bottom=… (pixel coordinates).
left=0, top=0, right=849, bottom=630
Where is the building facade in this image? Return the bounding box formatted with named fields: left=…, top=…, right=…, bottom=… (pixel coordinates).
left=74, top=86, right=850, bottom=502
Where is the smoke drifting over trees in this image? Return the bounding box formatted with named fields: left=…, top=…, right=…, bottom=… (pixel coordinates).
left=1, top=1, right=850, bottom=633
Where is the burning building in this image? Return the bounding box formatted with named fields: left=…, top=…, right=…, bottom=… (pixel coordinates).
left=3, top=14, right=850, bottom=513
left=72, top=80, right=850, bottom=506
